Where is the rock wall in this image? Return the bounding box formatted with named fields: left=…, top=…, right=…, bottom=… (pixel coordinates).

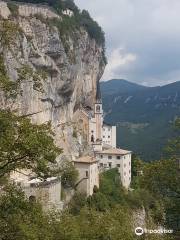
left=0, top=1, right=106, bottom=159
left=0, top=1, right=60, bottom=19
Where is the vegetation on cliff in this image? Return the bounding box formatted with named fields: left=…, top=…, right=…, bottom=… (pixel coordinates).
left=10, top=0, right=106, bottom=52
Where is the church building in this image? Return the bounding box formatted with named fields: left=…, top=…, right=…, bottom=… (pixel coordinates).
left=74, top=82, right=132, bottom=191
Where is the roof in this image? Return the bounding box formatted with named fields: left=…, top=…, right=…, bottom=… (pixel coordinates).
left=97, top=148, right=132, bottom=155
left=74, top=156, right=98, bottom=164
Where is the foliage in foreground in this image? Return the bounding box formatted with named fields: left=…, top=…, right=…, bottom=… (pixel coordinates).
left=0, top=110, right=61, bottom=179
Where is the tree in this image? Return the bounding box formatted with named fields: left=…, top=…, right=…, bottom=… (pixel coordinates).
left=0, top=184, right=54, bottom=240
left=61, top=161, right=78, bottom=188
left=0, top=110, right=61, bottom=179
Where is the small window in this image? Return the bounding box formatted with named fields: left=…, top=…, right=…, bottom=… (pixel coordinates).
left=129, top=170, right=131, bottom=174
left=96, top=105, right=100, bottom=112
left=116, top=156, right=120, bottom=160
left=104, top=164, right=107, bottom=167
left=108, top=162, right=112, bottom=168
left=103, top=136, right=105, bottom=138
left=117, top=164, right=120, bottom=168
left=86, top=171, right=89, bottom=178
left=124, top=172, right=126, bottom=176
left=108, top=128, right=111, bottom=131
left=108, top=156, right=112, bottom=159
left=108, top=136, right=110, bottom=138
left=100, top=155, right=103, bottom=159
left=129, top=162, right=131, bottom=166
left=100, top=163, right=103, bottom=167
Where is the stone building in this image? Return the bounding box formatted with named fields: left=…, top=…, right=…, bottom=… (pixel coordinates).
left=10, top=171, right=63, bottom=211
left=73, top=156, right=99, bottom=196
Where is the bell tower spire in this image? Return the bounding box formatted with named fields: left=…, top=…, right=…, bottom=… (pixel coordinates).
left=94, top=81, right=103, bottom=142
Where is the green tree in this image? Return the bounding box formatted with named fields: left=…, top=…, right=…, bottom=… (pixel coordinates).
left=0, top=184, right=54, bottom=240
left=61, top=161, right=78, bottom=188
left=0, top=110, right=61, bottom=179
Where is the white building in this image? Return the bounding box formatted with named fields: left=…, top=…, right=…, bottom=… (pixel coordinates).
left=62, top=9, right=74, bottom=17
left=96, top=148, right=132, bottom=189
left=102, top=123, right=116, bottom=148
left=73, top=156, right=99, bottom=196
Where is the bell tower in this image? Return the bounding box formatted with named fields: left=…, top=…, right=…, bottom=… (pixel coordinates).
left=94, top=82, right=103, bottom=142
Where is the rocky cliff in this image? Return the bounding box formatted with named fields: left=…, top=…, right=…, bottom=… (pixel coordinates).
left=0, top=0, right=106, bottom=159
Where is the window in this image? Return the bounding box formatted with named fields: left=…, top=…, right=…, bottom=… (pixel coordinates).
left=108, top=128, right=111, bottom=131
left=103, top=136, right=105, bottom=138
left=100, top=163, right=103, bottom=167
left=108, top=162, right=112, bottom=168
left=96, top=105, right=100, bottom=112
left=116, top=156, right=120, bottom=160
left=117, top=164, right=120, bottom=168
left=108, top=156, right=112, bottom=159
left=86, top=171, right=89, bottom=178
left=108, top=136, right=110, bottom=138
left=124, top=172, right=126, bottom=176
left=100, top=155, right=103, bottom=159
left=129, top=162, right=131, bottom=166
left=129, top=170, right=131, bottom=174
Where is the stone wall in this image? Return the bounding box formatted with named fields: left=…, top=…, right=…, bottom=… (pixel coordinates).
left=24, top=179, right=63, bottom=211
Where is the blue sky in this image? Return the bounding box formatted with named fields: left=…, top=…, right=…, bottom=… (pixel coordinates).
left=75, top=0, right=180, bottom=86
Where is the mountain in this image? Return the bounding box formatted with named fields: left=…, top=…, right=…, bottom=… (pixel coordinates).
left=100, top=79, right=147, bottom=95
left=101, top=80, right=180, bottom=161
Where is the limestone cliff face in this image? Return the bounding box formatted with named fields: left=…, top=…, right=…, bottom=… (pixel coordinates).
left=0, top=1, right=106, bottom=158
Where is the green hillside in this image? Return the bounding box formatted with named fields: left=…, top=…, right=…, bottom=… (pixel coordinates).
left=101, top=80, right=180, bottom=161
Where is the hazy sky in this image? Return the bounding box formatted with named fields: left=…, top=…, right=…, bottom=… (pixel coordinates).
left=75, top=0, right=180, bottom=86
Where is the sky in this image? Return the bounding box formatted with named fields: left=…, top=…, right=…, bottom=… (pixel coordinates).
left=75, top=0, right=180, bottom=86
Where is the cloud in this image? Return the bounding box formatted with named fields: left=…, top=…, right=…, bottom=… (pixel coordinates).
left=75, top=0, right=180, bottom=86
left=102, top=48, right=137, bottom=81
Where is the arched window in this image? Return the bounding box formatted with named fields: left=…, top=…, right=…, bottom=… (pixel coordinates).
left=29, top=195, right=36, bottom=202
left=91, top=135, right=94, bottom=142
left=96, top=105, right=100, bottom=112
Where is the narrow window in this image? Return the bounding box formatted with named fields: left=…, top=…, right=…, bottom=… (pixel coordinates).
left=117, top=164, right=120, bottom=168
left=116, top=156, right=120, bottom=160
left=86, top=171, right=89, bottom=178
left=108, top=162, right=112, bottom=168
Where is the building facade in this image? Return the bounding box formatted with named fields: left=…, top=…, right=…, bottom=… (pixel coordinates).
left=96, top=148, right=132, bottom=189
left=102, top=123, right=116, bottom=148
left=10, top=171, right=63, bottom=211
left=73, top=156, right=99, bottom=196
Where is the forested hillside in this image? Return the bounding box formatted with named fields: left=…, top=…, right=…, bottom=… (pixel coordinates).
left=101, top=79, right=180, bottom=161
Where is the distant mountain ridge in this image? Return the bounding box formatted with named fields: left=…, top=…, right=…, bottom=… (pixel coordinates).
left=100, top=79, right=147, bottom=95
left=101, top=79, right=180, bottom=161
